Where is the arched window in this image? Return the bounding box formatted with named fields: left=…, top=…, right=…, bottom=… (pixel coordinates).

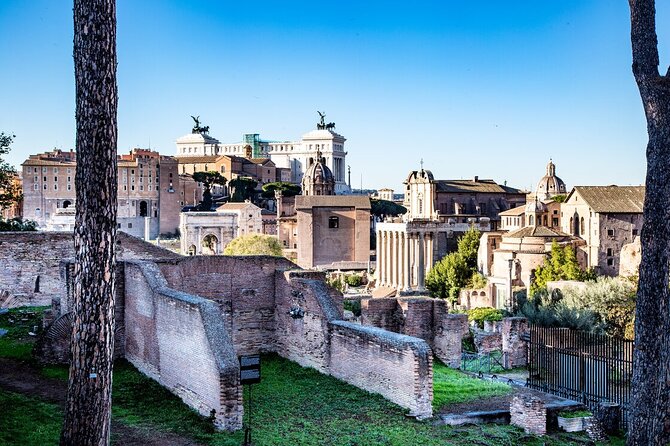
left=529, top=215, right=534, bottom=226
left=573, top=212, right=580, bottom=236
left=63, top=200, right=72, bottom=209
left=580, top=217, right=585, bottom=235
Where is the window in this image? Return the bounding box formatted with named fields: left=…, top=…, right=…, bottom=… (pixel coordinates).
left=117, top=223, right=121, bottom=229
left=633, top=229, right=638, bottom=236
left=53, top=167, right=58, bottom=173
left=328, top=216, right=339, bottom=228
left=67, top=184, right=72, bottom=191
left=54, top=176, right=58, bottom=182
left=43, top=184, right=47, bottom=190
left=128, top=223, right=133, bottom=228
left=34, top=184, right=38, bottom=190
left=42, top=167, right=47, bottom=173
left=43, top=176, right=47, bottom=182
left=131, top=186, right=135, bottom=191
left=607, top=258, right=614, bottom=266
left=54, top=184, right=58, bottom=190
left=34, top=176, right=38, bottom=182
left=34, top=167, right=37, bottom=173
left=607, top=229, right=614, bottom=237
left=606, top=248, right=613, bottom=256
left=67, top=176, right=71, bottom=182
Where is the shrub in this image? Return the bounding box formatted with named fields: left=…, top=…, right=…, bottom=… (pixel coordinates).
left=223, top=234, right=283, bottom=256
left=343, top=299, right=362, bottom=316
left=344, top=274, right=363, bottom=287
left=467, top=307, right=502, bottom=329
left=326, top=275, right=344, bottom=293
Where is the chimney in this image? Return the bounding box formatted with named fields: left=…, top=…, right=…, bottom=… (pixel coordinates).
left=474, top=176, right=479, bottom=182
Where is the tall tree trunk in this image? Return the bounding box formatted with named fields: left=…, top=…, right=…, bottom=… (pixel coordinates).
left=60, top=0, right=118, bottom=445
left=628, top=1, right=670, bottom=444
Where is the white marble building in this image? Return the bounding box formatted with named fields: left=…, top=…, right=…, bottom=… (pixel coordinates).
left=175, top=120, right=350, bottom=194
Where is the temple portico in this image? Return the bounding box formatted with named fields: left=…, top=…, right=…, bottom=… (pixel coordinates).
left=376, top=222, right=449, bottom=294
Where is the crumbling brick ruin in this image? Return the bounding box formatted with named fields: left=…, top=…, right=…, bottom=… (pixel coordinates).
left=1, top=232, right=435, bottom=430
left=361, top=296, right=468, bottom=368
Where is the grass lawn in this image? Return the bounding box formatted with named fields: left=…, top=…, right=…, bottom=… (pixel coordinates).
left=433, top=359, right=511, bottom=409
left=0, top=306, right=46, bottom=361
left=0, top=306, right=621, bottom=445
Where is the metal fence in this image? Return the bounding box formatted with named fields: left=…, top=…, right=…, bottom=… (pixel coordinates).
left=461, top=350, right=507, bottom=375
left=526, top=325, right=633, bottom=430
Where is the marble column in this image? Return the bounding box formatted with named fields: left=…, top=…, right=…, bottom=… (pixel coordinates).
left=402, top=232, right=410, bottom=292
left=385, top=230, right=391, bottom=288
left=417, top=232, right=426, bottom=291
left=377, top=230, right=384, bottom=285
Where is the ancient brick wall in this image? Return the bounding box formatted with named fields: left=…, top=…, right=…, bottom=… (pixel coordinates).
left=399, top=298, right=434, bottom=342
left=503, top=317, right=528, bottom=368
left=510, top=393, right=546, bottom=435
left=360, top=297, right=402, bottom=332
left=329, top=321, right=433, bottom=419
left=274, top=270, right=342, bottom=372
left=0, top=232, right=73, bottom=307
left=123, top=261, right=242, bottom=431
left=0, top=231, right=179, bottom=308
left=158, top=255, right=296, bottom=355
left=433, top=304, right=467, bottom=368
left=361, top=296, right=466, bottom=368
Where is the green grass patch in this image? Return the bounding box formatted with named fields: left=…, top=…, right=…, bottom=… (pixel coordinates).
left=0, top=389, right=62, bottom=446
left=558, top=410, right=593, bottom=418
left=433, top=359, right=511, bottom=410
left=0, top=306, right=47, bottom=361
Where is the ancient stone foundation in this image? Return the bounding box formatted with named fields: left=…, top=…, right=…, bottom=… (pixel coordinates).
left=361, top=296, right=467, bottom=368
left=510, top=393, right=547, bottom=436
left=503, top=317, right=528, bottom=368
left=28, top=239, right=434, bottom=430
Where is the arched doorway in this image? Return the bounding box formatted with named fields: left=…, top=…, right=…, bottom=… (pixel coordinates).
left=201, top=234, right=218, bottom=255
left=139, top=201, right=148, bottom=217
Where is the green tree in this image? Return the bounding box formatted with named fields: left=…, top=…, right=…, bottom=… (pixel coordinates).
left=0, top=133, right=22, bottom=210
left=261, top=181, right=301, bottom=199
left=229, top=177, right=258, bottom=202
left=192, top=171, right=227, bottom=211
left=370, top=199, right=407, bottom=219
left=223, top=234, right=283, bottom=256
left=0, top=217, right=37, bottom=231
left=426, top=227, right=481, bottom=301
left=530, top=242, right=594, bottom=295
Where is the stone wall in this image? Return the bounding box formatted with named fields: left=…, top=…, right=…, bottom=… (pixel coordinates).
left=510, top=393, right=546, bottom=436
left=361, top=296, right=467, bottom=368
left=503, top=317, right=528, bottom=368
left=123, top=261, right=242, bottom=431
left=329, top=321, right=433, bottom=418
left=0, top=231, right=179, bottom=308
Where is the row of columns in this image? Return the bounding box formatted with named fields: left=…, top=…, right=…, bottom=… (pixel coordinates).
left=376, top=229, right=438, bottom=293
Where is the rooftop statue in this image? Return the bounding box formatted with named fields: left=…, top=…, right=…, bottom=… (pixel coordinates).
left=191, top=115, right=209, bottom=134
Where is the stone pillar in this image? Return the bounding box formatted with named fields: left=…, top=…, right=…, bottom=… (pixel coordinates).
left=510, top=393, right=546, bottom=436
left=389, top=231, right=395, bottom=288
left=384, top=230, right=391, bottom=287
left=403, top=233, right=410, bottom=292
left=433, top=301, right=467, bottom=368
left=197, top=227, right=202, bottom=255
left=408, top=233, right=415, bottom=289
left=502, top=317, right=529, bottom=369
left=377, top=230, right=385, bottom=286
left=397, top=233, right=405, bottom=292
left=394, top=232, right=400, bottom=289
left=417, top=232, right=426, bottom=291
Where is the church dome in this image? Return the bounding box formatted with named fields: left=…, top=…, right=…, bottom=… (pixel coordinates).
left=536, top=160, right=566, bottom=199
left=305, top=158, right=334, bottom=184
left=302, top=152, right=335, bottom=196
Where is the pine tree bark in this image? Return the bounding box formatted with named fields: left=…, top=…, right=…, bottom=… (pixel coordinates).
left=628, top=1, right=670, bottom=444
left=60, top=0, right=118, bottom=445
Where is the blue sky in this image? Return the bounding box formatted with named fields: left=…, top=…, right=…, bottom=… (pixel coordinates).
left=1, top=1, right=666, bottom=192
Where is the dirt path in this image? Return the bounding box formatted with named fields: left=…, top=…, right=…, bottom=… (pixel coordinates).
left=0, top=358, right=203, bottom=446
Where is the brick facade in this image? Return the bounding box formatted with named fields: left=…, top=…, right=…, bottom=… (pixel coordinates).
left=510, top=393, right=547, bottom=436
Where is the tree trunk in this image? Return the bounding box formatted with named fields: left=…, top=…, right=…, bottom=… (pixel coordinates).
left=628, top=1, right=670, bottom=444
left=60, top=0, right=118, bottom=445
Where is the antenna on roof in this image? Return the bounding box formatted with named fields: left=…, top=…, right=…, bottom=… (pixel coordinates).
left=420, top=158, right=424, bottom=170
